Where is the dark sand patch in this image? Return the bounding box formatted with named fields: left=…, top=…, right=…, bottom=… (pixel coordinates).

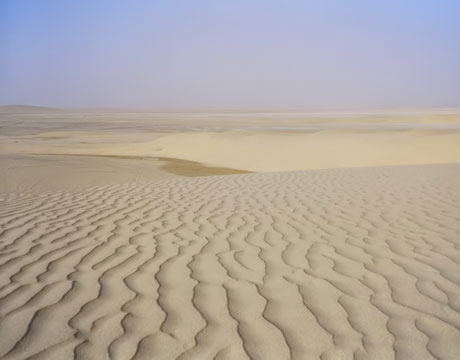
left=157, top=157, right=251, bottom=176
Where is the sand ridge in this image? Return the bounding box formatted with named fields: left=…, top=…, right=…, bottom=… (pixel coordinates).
left=1, top=164, right=460, bottom=359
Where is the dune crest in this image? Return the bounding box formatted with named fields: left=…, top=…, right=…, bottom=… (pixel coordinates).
left=1, top=164, right=460, bottom=359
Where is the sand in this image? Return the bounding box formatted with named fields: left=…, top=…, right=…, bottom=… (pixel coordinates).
left=0, top=154, right=249, bottom=193
left=1, top=164, right=460, bottom=359
left=2, top=108, right=460, bottom=177
left=1, top=108, right=460, bottom=359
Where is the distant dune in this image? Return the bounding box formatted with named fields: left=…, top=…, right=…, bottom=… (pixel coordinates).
left=2, top=104, right=460, bottom=118
left=0, top=105, right=62, bottom=114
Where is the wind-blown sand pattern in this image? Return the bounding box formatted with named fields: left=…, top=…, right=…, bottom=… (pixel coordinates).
left=1, top=164, right=460, bottom=360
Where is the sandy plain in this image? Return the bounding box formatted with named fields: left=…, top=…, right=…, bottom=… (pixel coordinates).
left=1, top=106, right=460, bottom=359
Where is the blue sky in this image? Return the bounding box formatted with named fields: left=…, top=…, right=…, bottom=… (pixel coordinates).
left=1, top=0, right=459, bottom=109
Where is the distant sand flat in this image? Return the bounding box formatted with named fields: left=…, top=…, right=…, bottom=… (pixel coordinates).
left=1, top=164, right=460, bottom=359
left=2, top=109, right=460, bottom=181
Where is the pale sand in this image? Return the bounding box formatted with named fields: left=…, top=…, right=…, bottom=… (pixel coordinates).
left=2, top=109, right=460, bottom=176
left=1, top=164, right=460, bottom=359
left=1, top=108, right=460, bottom=359
left=3, top=129, right=460, bottom=174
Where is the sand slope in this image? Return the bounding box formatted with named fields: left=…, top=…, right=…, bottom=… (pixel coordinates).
left=1, top=164, right=460, bottom=359
left=151, top=130, right=460, bottom=172
left=4, top=129, right=460, bottom=173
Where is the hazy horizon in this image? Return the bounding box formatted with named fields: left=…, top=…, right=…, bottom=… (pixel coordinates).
left=3, top=103, right=460, bottom=113
left=1, top=0, right=460, bottom=109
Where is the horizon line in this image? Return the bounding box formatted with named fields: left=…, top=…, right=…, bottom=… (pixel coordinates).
left=2, top=104, right=460, bottom=114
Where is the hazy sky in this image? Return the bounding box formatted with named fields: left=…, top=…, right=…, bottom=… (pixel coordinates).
left=1, top=0, right=459, bottom=109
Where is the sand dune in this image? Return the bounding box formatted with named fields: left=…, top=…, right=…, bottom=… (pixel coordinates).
left=2, top=109, right=460, bottom=179
left=2, top=110, right=460, bottom=359
left=0, top=105, right=62, bottom=115
left=151, top=130, right=460, bottom=172
left=1, top=164, right=460, bottom=359
left=4, top=128, right=460, bottom=174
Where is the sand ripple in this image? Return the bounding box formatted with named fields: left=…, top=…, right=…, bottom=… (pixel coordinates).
left=1, top=164, right=460, bottom=359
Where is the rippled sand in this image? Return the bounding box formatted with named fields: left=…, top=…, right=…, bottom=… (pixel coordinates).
left=1, top=164, right=460, bottom=359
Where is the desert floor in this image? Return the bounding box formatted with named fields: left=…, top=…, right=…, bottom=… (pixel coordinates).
left=1, top=107, right=460, bottom=359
